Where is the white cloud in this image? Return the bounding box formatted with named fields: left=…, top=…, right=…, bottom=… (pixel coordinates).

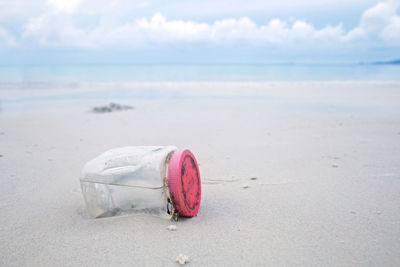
left=47, top=0, right=82, bottom=14
left=0, top=26, right=17, bottom=46
left=259, top=19, right=289, bottom=44
left=22, top=12, right=91, bottom=47
left=211, top=17, right=258, bottom=44
left=12, top=0, right=400, bottom=48
left=382, top=15, right=400, bottom=41
left=136, top=13, right=211, bottom=42
left=314, top=24, right=345, bottom=41
left=0, top=0, right=47, bottom=24
left=346, top=0, right=400, bottom=44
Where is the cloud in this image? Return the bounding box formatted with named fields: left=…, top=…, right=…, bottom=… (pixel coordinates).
left=0, top=26, right=17, bottom=46
left=11, top=0, right=400, bottom=49
left=135, top=13, right=211, bottom=43
left=47, top=0, right=82, bottom=14
left=211, top=17, right=258, bottom=44
left=345, top=0, right=400, bottom=44
left=22, top=12, right=91, bottom=47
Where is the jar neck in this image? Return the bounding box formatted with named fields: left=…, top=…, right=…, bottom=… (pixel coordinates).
left=162, top=150, right=178, bottom=219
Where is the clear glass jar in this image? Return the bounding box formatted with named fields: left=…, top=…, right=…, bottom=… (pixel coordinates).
left=80, top=146, right=201, bottom=219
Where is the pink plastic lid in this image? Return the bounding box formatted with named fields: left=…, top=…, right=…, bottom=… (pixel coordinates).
left=168, top=149, right=201, bottom=217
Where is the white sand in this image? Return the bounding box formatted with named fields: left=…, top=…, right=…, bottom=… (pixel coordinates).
left=1, top=82, right=400, bottom=266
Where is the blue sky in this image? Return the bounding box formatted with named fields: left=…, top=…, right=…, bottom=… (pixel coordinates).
left=0, top=0, right=399, bottom=64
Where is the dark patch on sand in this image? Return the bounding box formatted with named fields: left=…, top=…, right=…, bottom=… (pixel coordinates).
left=91, top=103, right=135, bottom=113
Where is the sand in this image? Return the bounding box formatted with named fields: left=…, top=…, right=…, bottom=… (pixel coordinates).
left=1, top=82, right=400, bottom=266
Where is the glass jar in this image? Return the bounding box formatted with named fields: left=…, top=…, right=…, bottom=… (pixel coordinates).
left=80, top=146, right=201, bottom=219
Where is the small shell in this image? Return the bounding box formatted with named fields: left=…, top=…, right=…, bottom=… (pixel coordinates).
left=167, top=225, right=177, bottom=231
left=176, top=254, right=189, bottom=265
left=242, top=184, right=249, bottom=189
left=331, top=164, right=338, bottom=168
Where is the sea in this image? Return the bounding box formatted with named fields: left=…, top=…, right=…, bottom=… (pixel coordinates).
left=1, top=63, right=399, bottom=83
left=0, top=63, right=399, bottom=114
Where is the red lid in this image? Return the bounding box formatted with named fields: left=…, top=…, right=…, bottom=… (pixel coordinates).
left=168, top=149, right=201, bottom=217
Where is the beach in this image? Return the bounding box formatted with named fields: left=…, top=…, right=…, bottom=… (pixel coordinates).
left=1, top=81, right=400, bottom=266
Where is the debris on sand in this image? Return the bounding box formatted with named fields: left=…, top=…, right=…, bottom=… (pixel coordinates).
left=176, top=254, right=189, bottom=265
left=242, top=184, right=249, bottom=189
left=331, top=164, right=338, bottom=168
left=250, top=177, right=257, bottom=180
left=91, top=103, right=134, bottom=113
left=167, top=225, right=177, bottom=231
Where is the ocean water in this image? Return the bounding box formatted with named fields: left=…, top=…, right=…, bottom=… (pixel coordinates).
left=0, top=63, right=399, bottom=114
left=0, top=63, right=399, bottom=83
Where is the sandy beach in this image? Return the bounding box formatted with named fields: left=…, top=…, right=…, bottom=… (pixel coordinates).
left=1, top=82, right=400, bottom=266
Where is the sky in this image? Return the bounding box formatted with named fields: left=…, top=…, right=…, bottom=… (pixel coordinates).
left=0, top=0, right=399, bottom=64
